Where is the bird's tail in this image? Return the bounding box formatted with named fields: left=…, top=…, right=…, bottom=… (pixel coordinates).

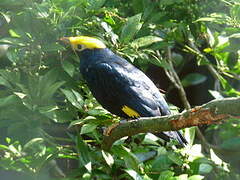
left=156, top=131, right=188, bottom=146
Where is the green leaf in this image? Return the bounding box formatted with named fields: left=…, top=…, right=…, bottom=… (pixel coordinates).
left=23, top=138, right=44, bottom=150
left=210, top=149, right=223, bottom=165
left=38, top=105, right=59, bottom=121
left=113, top=146, right=139, bottom=172
left=76, top=136, right=92, bottom=172
left=181, top=73, right=207, bottom=87
left=0, top=76, right=11, bottom=88
left=80, top=123, right=97, bottom=134
left=142, top=133, right=159, bottom=146
left=125, top=169, right=143, bottom=180
left=87, top=107, right=109, bottom=116
left=61, top=89, right=84, bottom=110
left=37, top=68, right=64, bottom=101
left=195, top=17, right=217, bottom=22
left=0, top=44, right=9, bottom=57
left=143, top=174, right=152, bottom=180
left=227, top=36, right=240, bottom=52
left=177, top=174, right=188, bottom=180
left=152, top=155, right=172, bottom=171
left=87, top=0, right=106, bottom=10
left=0, top=95, right=20, bottom=107
left=184, top=127, right=196, bottom=146
left=9, top=29, right=21, bottom=38
left=135, top=151, right=156, bottom=163
left=208, top=90, right=223, bottom=99
left=42, top=43, right=65, bottom=52
left=158, top=170, right=174, bottom=180
left=168, top=152, right=183, bottom=166
left=131, top=36, right=163, bottom=48
left=0, top=37, right=25, bottom=46
left=69, top=116, right=96, bottom=128
left=102, top=150, right=114, bottom=167
left=188, top=175, right=204, bottom=180
left=6, top=137, right=11, bottom=144
left=6, top=47, right=20, bottom=63
left=0, top=144, right=9, bottom=150
left=120, top=14, right=143, bottom=43
left=8, top=144, right=21, bottom=155
left=0, top=0, right=25, bottom=7
left=62, top=60, right=75, bottom=77
left=199, top=163, right=213, bottom=174
left=41, top=81, right=65, bottom=101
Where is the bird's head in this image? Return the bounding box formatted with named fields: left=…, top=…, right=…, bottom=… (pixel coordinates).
left=60, top=36, right=106, bottom=52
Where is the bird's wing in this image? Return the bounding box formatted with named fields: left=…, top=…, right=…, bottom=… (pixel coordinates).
left=86, top=60, right=168, bottom=118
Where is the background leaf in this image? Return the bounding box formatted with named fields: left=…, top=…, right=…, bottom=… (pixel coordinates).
left=120, top=14, right=143, bottom=43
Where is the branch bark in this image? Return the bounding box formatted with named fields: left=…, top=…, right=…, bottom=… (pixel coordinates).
left=102, top=97, right=240, bottom=151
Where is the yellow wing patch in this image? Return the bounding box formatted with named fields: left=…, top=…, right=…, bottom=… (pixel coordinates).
left=122, top=105, right=140, bottom=118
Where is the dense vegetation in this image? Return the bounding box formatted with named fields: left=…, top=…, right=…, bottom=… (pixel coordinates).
left=0, top=0, right=239, bottom=179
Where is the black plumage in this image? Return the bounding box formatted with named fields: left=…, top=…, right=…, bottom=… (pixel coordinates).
left=77, top=48, right=187, bottom=145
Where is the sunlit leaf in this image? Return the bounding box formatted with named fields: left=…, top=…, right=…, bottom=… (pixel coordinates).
left=61, top=89, right=84, bottom=110
left=131, top=36, right=163, bottom=48
left=178, top=174, right=188, bottom=180
left=69, top=116, right=96, bottom=128
left=210, top=149, right=223, bottom=165
left=120, top=14, right=142, bottom=43
left=0, top=144, right=9, bottom=150
left=80, top=123, right=97, bottom=134
left=0, top=37, right=25, bottom=46
left=184, top=127, right=196, bottom=146
left=23, top=138, right=44, bottom=150
left=158, top=170, right=174, bottom=180
left=9, top=29, right=21, bottom=38
left=102, top=150, right=114, bottom=167
left=188, top=175, right=204, bottom=180
left=125, top=169, right=143, bottom=180
left=208, top=90, right=223, bottom=99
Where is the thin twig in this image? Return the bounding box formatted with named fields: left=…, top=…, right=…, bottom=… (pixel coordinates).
left=164, top=46, right=212, bottom=151
left=165, top=47, right=191, bottom=109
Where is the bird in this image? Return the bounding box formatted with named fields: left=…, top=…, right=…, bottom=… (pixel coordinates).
left=60, top=36, right=187, bottom=146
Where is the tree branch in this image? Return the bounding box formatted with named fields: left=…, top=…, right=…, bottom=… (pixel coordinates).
left=165, top=47, right=191, bottom=109
left=102, top=97, right=240, bottom=151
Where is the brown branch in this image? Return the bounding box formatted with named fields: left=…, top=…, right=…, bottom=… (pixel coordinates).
left=102, top=97, right=240, bottom=151
left=165, top=47, right=191, bottom=109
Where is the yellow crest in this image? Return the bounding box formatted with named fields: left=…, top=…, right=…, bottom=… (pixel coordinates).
left=66, top=36, right=106, bottom=50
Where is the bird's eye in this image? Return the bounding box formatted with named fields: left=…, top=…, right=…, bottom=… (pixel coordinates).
left=77, top=44, right=83, bottom=50
left=74, top=44, right=85, bottom=51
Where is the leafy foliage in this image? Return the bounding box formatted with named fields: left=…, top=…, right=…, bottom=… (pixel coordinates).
left=0, top=0, right=239, bottom=179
